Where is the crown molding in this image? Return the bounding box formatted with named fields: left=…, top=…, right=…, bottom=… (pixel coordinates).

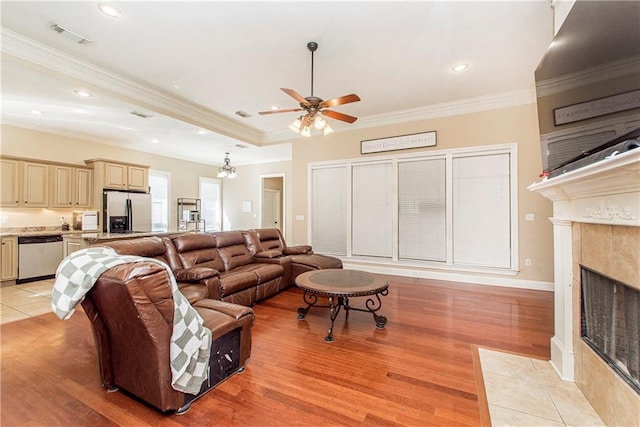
left=262, top=88, right=536, bottom=143
left=2, top=28, right=537, bottom=147
left=1, top=28, right=263, bottom=145
left=535, top=55, right=640, bottom=98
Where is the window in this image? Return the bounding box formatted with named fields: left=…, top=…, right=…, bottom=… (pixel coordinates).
left=352, top=162, right=393, bottom=258
left=398, top=158, right=446, bottom=262
left=149, top=170, right=170, bottom=232
left=311, top=166, right=347, bottom=255
left=309, top=144, right=517, bottom=272
left=199, top=177, right=221, bottom=232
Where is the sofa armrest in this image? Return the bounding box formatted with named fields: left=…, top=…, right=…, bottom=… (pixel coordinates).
left=194, top=299, right=255, bottom=322
left=254, top=249, right=283, bottom=259
left=173, top=267, right=220, bottom=282
left=283, top=245, right=313, bottom=255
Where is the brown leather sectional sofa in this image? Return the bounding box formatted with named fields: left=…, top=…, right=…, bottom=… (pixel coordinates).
left=81, top=228, right=341, bottom=413
left=103, top=228, right=342, bottom=307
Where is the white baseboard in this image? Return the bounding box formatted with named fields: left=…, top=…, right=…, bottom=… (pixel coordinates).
left=341, top=261, right=554, bottom=291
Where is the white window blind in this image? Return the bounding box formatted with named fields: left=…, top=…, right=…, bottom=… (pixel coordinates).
left=452, top=153, right=511, bottom=268
left=311, top=166, right=347, bottom=255
left=398, top=158, right=446, bottom=262
left=199, top=177, right=221, bottom=231
left=352, top=162, right=393, bottom=258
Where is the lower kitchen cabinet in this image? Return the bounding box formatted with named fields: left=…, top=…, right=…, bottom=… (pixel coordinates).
left=1, top=236, right=18, bottom=282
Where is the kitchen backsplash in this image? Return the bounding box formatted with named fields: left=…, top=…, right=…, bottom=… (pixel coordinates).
left=0, top=208, right=81, bottom=229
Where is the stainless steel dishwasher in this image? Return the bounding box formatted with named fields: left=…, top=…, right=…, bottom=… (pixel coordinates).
left=17, top=234, right=64, bottom=283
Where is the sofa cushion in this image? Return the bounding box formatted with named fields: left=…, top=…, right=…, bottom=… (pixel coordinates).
left=218, top=271, right=257, bottom=296
left=215, top=231, right=253, bottom=271
left=290, top=253, right=343, bottom=270
left=171, top=234, right=225, bottom=271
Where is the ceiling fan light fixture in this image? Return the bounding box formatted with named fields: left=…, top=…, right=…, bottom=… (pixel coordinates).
left=289, top=116, right=303, bottom=133
left=314, top=115, right=326, bottom=130
left=300, top=126, right=311, bottom=137
left=323, top=123, right=334, bottom=136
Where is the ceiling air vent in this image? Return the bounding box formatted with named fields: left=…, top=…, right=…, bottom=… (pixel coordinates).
left=235, top=110, right=251, bottom=118
left=49, top=21, right=92, bottom=45
left=130, top=111, right=154, bottom=119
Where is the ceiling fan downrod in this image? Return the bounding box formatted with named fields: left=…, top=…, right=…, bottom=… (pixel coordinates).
left=307, top=41, right=318, bottom=97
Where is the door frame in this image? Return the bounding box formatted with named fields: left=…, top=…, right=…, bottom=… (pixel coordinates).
left=259, top=173, right=286, bottom=234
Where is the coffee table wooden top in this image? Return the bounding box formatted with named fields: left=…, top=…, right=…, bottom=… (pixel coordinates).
left=295, top=269, right=388, bottom=297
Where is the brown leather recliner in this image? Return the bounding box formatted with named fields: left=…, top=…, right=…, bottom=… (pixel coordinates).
left=81, top=259, right=254, bottom=414
left=249, top=228, right=343, bottom=284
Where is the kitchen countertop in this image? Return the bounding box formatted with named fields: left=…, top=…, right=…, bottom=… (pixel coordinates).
left=0, top=228, right=191, bottom=239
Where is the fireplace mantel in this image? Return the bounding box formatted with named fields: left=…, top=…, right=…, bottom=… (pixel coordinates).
left=529, top=149, right=640, bottom=227
left=528, top=148, right=640, bottom=385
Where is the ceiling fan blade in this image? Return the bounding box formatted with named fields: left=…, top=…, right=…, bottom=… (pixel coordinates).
left=258, top=108, right=303, bottom=115
left=320, top=94, right=361, bottom=109
left=281, top=88, right=310, bottom=106
left=322, top=109, right=358, bottom=124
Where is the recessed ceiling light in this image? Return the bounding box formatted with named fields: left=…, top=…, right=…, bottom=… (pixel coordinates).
left=452, top=63, right=469, bottom=72
left=271, top=106, right=279, bottom=111
left=31, top=110, right=43, bottom=115
left=172, top=84, right=181, bottom=90
left=197, top=129, right=207, bottom=135
left=98, top=3, right=122, bottom=18
left=151, top=139, right=159, bottom=144
left=73, top=89, right=93, bottom=97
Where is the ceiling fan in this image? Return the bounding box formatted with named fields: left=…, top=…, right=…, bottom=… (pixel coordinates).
left=259, top=41, right=361, bottom=136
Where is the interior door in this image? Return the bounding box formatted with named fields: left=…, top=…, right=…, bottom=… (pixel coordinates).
left=262, top=189, right=281, bottom=230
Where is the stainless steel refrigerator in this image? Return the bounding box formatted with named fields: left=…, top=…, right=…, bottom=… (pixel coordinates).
left=103, top=190, right=152, bottom=233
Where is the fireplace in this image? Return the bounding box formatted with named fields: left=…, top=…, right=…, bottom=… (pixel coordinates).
left=581, top=265, right=640, bottom=394
left=529, top=148, right=640, bottom=425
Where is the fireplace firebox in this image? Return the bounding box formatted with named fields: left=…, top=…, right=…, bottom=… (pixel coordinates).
left=581, top=265, right=640, bottom=394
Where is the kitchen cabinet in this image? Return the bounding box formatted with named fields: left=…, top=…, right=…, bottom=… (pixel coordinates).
left=22, top=162, right=49, bottom=207
left=1, top=159, right=20, bottom=207
left=127, top=165, right=148, bottom=191
left=1, top=236, right=18, bottom=282
left=52, top=165, right=93, bottom=208
left=63, top=235, right=86, bottom=257
left=95, top=161, right=148, bottom=191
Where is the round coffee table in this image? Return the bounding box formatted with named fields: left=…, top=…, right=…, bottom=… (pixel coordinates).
left=295, top=269, right=389, bottom=342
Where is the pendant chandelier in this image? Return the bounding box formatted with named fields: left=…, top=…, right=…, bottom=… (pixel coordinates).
left=217, top=152, right=237, bottom=178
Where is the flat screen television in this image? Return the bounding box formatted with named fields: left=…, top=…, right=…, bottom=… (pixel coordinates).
left=534, top=1, right=640, bottom=177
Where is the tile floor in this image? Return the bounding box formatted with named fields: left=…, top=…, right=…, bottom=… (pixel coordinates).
left=479, top=347, right=604, bottom=426
left=2, top=281, right=606, bottom=427
left=0, top=278, right=56, bottom=324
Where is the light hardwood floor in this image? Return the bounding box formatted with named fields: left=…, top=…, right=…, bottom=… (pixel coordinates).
left=1, top=275, right=554, bottom=426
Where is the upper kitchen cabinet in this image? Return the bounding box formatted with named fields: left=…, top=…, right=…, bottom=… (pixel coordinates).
left=0, top=158, right=50, bottom=208
left=51, top=165, right=93, bottom=208
left=22, top=162, right=49, bottom=207
left=86, top=159, right=149, bottom=192
left=1, top=159, right=20, bottom=207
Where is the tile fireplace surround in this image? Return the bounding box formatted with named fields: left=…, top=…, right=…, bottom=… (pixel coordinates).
left=529, top=149, right=640, bottom=426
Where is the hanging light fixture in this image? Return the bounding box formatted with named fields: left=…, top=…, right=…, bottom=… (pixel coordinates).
left=217, top=152, right=237, bottom=178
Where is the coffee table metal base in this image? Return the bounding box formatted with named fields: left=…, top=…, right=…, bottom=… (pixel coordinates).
left=297, top=289, right=388, bottom=342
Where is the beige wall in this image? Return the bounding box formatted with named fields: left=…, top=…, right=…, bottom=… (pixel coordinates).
left=0, top=125, right=220, bottom=231
left=1, top=101, right=555, bottom=283
left=220, top=161, right=292, bottom=238
left=289, top=103, right=554, bottom=282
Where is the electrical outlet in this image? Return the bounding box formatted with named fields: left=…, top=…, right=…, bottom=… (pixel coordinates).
left=525, top=258, right=532, bottom=266
left=525, top=213, right=535, bottom=221
left=1, top=216, right=9, bottom=225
